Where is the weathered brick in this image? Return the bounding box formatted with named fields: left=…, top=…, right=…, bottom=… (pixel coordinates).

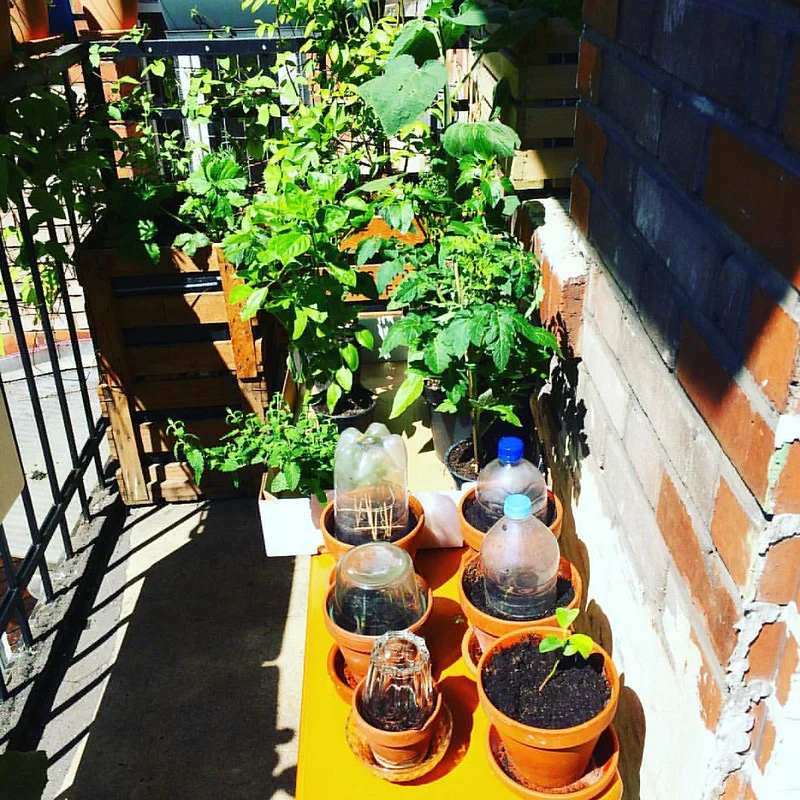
left=744, top=24, right=787, bottom=128
left=747, top=620, right=786, bottom=681
left=656, top=472, right=740, bottom=663
left=771, top=441, right=800, bottom=515
left=685, top=431, right=721, bottom=526
left=583, top=0, right=619, bottom=40
left=634, top=170, right=721, bottom=311
left=677, top=321, right=775, bottom=503
left=658, top=98, right=707, bottom=194
left=721, top=771, right=745, bottom=800
left=588, top=267, right=623, bottom=352
left=652, top=0, right=749, bottom=111
left=575, top=106, right=607, bottom=183
left=704, top=126, right=800, bottom=291
left=599, top=57, right=663, bottom=154
left=623, top=401, right=664, bottom=509
left=582, top=320, right=630, bottom=435
left=577, top=38, right=602, bottom=103
left=709, top=255, right=750, bottom=349
left=756, top=714, right=776, bottom=774
left=638, top=264, right=682, bottom=369
left=776, top=633, right=798, bottom=705
left=749, top=700, right=767, bottom=752
left=710, top=478, right=760, bottom=589
left=785, top=44, right=800, bottom=151
left=757, top=535, right=800, bottom=605
left=570, top=171, right=591, bottom=237
left=602, top=138, right=637, bottom=218
left=616, top=0, right=656, bottom=56
left=743, top=286, right=799, bottom=413
left=589, top=194, right=644, bottom=305
left=690, top=628, right=725, bottom=732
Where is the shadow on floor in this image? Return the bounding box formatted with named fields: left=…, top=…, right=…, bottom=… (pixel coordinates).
left=58, top=499, right=297, bottom=800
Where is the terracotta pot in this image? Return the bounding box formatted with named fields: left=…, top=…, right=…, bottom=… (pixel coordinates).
left=0, top=0, right=12, bottom=71
left=459, top=486, right=563, bottom=551
left=81, top=0, right=138, bottom=32
left=10, top=0, right=49, bottom=42
left=352, top=680, right=442, bottom=768
left=459, top=553, right=582, bottom=653
left=320, top=493, right=426, bottom=562
left=477, top=627, right=619, bottom=790
left=323, top=575, right=434, bottom=683
left=461, top=626, right=481, bottom=677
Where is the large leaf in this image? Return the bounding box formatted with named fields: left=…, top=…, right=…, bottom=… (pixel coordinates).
left=389, top=372, right=425, bottom=419
left=477, top=7, right=545, bottom=53
left=389, top=18, right=441, bottom=65
left=442, top=120, right=520, bottom=159
left=357, top=56, right=449, bottom=137
left=423, top=332, right=452, bottom=373
left=445, top=0, right=509, bottom=26
left=267, top=232, right=312, bottom=266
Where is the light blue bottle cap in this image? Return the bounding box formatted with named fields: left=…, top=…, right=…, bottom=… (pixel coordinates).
left=504, top=494, right=532, bottom=519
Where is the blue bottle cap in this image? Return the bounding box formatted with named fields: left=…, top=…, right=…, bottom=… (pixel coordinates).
left=504, top=494, right=532, bottom=519
left=497, top=436, right=524, bottom=463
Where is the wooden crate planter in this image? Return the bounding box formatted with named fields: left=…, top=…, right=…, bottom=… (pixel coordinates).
left=476, top=18, right=579, bottom=191
left=80, top=242, right=286, bottom=505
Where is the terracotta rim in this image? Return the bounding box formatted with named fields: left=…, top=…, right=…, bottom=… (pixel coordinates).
left=477, top=626, right=620, bottom=750
left=458, top=553, right=583, bottom=639
left=485, top=724, right=622, bottom=800
left=320, top=493, right=426, bottom=559
left=459, top=487, right=563, bottom=550
left=326, top=644, right=356, bottom=703
left=461, top=626, right=480, bottom=677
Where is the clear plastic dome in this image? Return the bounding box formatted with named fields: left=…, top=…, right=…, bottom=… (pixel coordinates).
left=334, top=423, right=409, bottom=544
left=480, top=494, right=560, bottom=619
left=476, top=436, right=548, bottom=525
left=332, top=542, right=425, bottom=635
left=361, top=630, right=435, bottom=737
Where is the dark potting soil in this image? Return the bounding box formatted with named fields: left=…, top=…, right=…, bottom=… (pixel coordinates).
left=482, top=634, right=610, bottom=729
left=462, top=560, right=574, bottom=621
left=332, top=509, right=419, bottom=546
left=331, top=588, right=426, bottom=636
left=447, top=439, right=479, bottom=481
left=359, top=695, right=428, bottom=732
left=463, top=494, right=556, bottom=533
left=312, top=385, right=375, bottom=419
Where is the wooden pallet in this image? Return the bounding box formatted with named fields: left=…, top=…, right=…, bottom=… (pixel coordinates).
left=476, top=17, right=579, bottom=190
left=80, top=242, right=284, bottom=505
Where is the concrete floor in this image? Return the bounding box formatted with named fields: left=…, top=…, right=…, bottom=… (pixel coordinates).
left=39, top=499, right=308, bottom=800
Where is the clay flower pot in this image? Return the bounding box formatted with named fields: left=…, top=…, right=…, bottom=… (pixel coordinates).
left=352, top=680, right=443, bottom=769
left=323, top=576, right=434, bottom=683
left=477, top=627, right=619, bottom=790
left=10, top=0, right=49, bottom=42
left=81, top=0, right=139, bottom=32
left=320, top=493, right=426, bottom=562
left=459, top=553, right=582, bottom=654
left=459, top=486, right=563, bottom=551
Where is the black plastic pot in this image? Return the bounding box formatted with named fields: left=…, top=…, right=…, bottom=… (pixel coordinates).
left=445, top=438, right=477, bottom=489
left=312, top=384, right=377, bottom=434
left=423, top=382, right=472, bottom=462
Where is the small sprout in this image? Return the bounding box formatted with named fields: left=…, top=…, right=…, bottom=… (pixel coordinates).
left=537, top=607, right=595, bottom=692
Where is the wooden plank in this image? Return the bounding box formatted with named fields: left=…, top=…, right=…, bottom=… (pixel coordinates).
left=117, top=292, right=229, bottom=328
left=518, top=106, right=576, bottom=140
left=127, top=340, right=247, bottom=378
left=216, top=247, right=259, bottom=381
left=518, top=65, right=579, bottom=102
left=510, top=147, right=577, bottom=188
left=87, top=245, right=216, bottom=278
left=138, top=418, right=231, bottom=454
left=129, top=375, right=267, bottom=411
left=104, top=385, right=150, bottom=504
left=145, top=463, right=256, bottom=501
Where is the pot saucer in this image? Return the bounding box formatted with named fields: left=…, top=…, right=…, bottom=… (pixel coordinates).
left=486, top=725, right=622, bottom=799
left=345, top=702, right=453, bottom=783
left=327, top=644, right=357, bottom=703
left=461, top=625, right=482, bottom=677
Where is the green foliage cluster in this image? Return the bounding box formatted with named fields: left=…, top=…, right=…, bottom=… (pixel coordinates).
left=168, top=396, right=338, bottom=501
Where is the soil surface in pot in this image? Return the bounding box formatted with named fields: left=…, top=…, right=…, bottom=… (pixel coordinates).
left=312, top=385, right=375, bottom=419
left=483, top=634, right=610, bottom=729
left=463, top=560, right=574, bottom=621
left=360, top=694, right=429, bottom=731
left=331, top=589, right=426, bottom=636
left=463, top=494, right=557, bottom=533
left=447, top=439, right=481, bottom=481
left=331, top=508, right=419, bottom=546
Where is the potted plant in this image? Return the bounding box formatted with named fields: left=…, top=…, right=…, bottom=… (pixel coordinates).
left=10, top=0, right=50, bottom=43
left=323, top=543, right=434, bottom=682
left=477, top=610, right=620, bottom=792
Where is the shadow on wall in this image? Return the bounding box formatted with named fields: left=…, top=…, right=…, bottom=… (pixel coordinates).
left=56, top=499, right=297, bottom=800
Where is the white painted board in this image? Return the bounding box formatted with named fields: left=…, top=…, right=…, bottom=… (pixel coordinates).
left=0, top=388, right=23, bottom=526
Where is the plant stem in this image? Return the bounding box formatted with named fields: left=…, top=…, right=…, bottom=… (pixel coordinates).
left=538, top=655, right=560, bottom=693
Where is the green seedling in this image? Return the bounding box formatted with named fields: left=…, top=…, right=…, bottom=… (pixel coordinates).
left=537, top=607, right=595, bottom=692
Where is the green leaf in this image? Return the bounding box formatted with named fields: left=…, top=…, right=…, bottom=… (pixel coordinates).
left=340, top=342, right=359, bottom=370
left=107, top=104, right=122, bottom=121
left=423, top=332, right=452, bottom=373
left=326, top=382, right=343, bottom=413
left=270, top=471, right=289, bottom=494
left=568, top=633, right=595, bottom=660
left=267, top=232, right=312, bottom=266
left=227, top=283, right=254, bottom=305
left=148, top=59, right=166, bottom=77
left=241, top=286, right=268, bottom=320
left=389, top=18, right=441, bottom=65
left=442, top=121, right=520, bottom=159
left=335, top=366, right=353, bottom=392
left=186, top=448, right=205, bottom=486
left=389, top=372, right=425, bottom=419
left=502, top=194, right=521, bottom=216
left=293, top=308, right=308, bottom=339
left=355, top=328, right=374, bottom=350
left=555, top=606, right=580, bottom=631
left=376, top=260, right=404, bottom=294
left=357, top=56, right=449, bottom=137
left=445, top=0, right=509, bottom=26
left=538, top=635, right=564, bottom=653
left=328, top=264, right=357, bottom=287
left=478, top=7, right=546, bottom=54
left=356, top=236, right=382, bottom=267
left=29, top=188, right=64, bottom=220
left=0, top=750, right=48, bottom=800
left=323, top=205, right=349, bottom=233
left=442, top=317, right=471, bottom=357
left=284, top=461, right=301, bottom=491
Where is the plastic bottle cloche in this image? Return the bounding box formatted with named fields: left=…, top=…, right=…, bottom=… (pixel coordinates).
left=480, top=493, right=560, bottom=619
left=475, top=436, right=548, bottom=525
